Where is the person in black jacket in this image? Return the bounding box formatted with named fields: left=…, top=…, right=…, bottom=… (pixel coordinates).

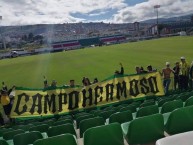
left=173, top=62, right=180, bottom=90
left=114, top=63, right=124, bottom=75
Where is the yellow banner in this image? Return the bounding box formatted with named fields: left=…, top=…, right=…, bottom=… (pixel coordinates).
left=10, top=72, right=164, bottom=118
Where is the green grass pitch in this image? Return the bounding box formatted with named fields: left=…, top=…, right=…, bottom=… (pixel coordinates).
left=0, top=36, right=193, bottom=88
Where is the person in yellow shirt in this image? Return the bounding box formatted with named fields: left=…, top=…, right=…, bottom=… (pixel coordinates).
left=179, top=56, right=190, bottom=90
left=0, top=86, right=15, bottom=120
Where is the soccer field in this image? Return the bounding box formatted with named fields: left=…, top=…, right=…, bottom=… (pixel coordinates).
left=0, top=36, right=193, bottom=88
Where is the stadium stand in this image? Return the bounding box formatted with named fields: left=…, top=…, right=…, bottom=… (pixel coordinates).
left=52, top=40, right=81, bottom=51
left=1, top=90, right=193, bottom=145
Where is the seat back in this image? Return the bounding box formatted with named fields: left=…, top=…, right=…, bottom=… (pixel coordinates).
left=29, top=124, right=49, bottom=133
left=47, top=123, right=76, bottom=137
left=119, top=105, right=136, bottom=113
left=3, top=129, right=24, bottom=140
left=53, top=119, right=73, bottom=126
left=79, top=117, right=105, bottom=138
left=0, top=139, right=8, bottom=145
left=136, top=105, right=159, bottom=118
left=185, top=96, right=193, bottom=107
left=74, top=112, right=90, bottom=120
left=58, top=115, right=73, bottom=121
left=13, top=131, right=43, bottom=145
left=165, top=106, right=193, bottom=134
left=34, top=134, right=77, bottom=145
left=12, top=124, right=34, bottom=131
left=0, top=128, right=14, bottom=137
left=140, top=101, right=155, bottom=108
left=161, top=100, right=183, bottom=114
left=98, top=110, right=114, bottom=120
left=127, top=114, right=164, bottom=144
left=109, top=110, right=133, bottom=124
left=84, top=123, right=124, bottom=145
left=158, top=98, right=174, bottom=107
left=76, top=114, right=94, bottom=129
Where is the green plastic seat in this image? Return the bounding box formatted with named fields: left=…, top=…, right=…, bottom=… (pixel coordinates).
left=140, top=101, right=155, bottom=108
left=34, top=134, right=77, bottom=145
left=184, top=96, right=193, bottom=107
left=74, top=112, right=90, bottom=120
left=84, top=123, right=124, bottom=145
left=136, top=105, right=159, bottom=118
left=119, top=105, right=136, bottom=113
left=109, top=110, right=133, bottom=124
left=160, top=100, right=183, bottom=114
left=47, top=123, right=77, bottom=137
left=98, top=110, right=114, bottom=120
left=79, top=117, right=105, bottom=138
left=42, top=120, right=54, bottom=126
left=0, top=128, right=14, bottom=137
left=122, top=114, right=164, bottom=145
left=177, top=94, right=190, bottom=102
left=158, top=98, right=174, bottom=107
left=131, top=101, right=142, bottom=108
left=93, top=110, right=102, bottom=116
left=12, top=124, right=34, bottom=131
left=58, top=115, right=73, bottom=121
left=53, top=119, right=73, bottom=126
left=3, top=129, right=25, bottom=140
left=29, top=124, right=49, bottom=133
left=76, top=114, right=94, bottom=129
left=165, top=106, right=193, bottom=135
left=13, top=131, right=43, bottom=145
left=0, top=139, right=9, bottom=145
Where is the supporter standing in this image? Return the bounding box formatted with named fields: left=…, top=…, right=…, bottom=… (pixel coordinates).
left=43, top=76, right=48, bottom=88
left=173, top=62, right=180, bottom=90
left=2, top=82, right=7, bottom=91
left=0, top=86, right=15, bottom=123
left=51, top=80, right=57, bottom=88
left=69, top=80, right=75, bottom=87
left=161, top=62, right=174, bottom=94
left=189, top=61, right=193, bottom=89
left=114, top=63, right=124, bottom=75
left=135, top=66, right=141, bottom=74
left=179, top=57, right=190, bottom=90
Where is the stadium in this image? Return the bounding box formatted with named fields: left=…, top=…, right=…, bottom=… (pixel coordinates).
left=0, top=1, right=193, bottom=145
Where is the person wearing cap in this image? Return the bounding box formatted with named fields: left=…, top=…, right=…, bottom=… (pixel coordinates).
left=179, top=56, right=190, bottom=90
left=189, top=61, right=193, bottom=89
left=161, top=62, right=174, bottom=94
left=173, top=62, right=180, bottom=90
